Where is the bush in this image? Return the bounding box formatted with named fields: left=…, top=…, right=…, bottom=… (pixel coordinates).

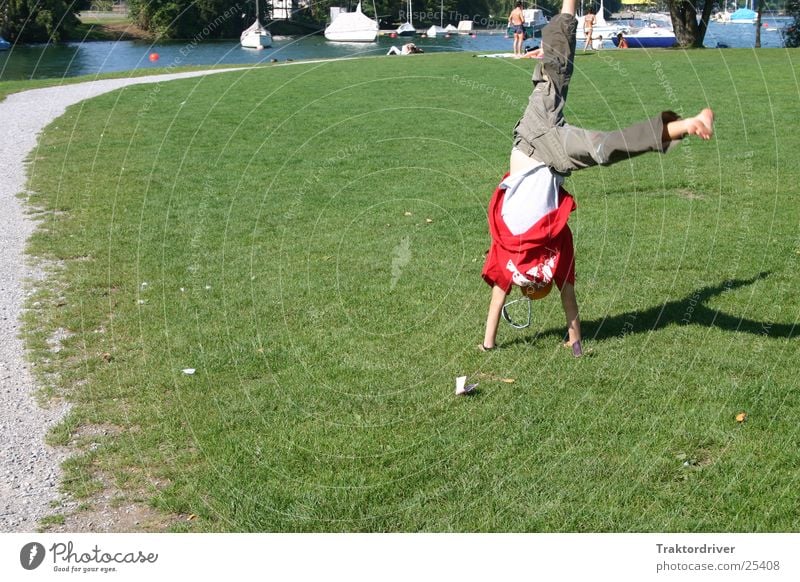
left=785, top=0, right=800, bottom=47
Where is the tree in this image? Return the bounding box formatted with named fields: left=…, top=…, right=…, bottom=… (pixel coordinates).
left=666, top=0, right=713, bottom=48
left=0, top=0, right=91, bottom=42
left=785, top=0, right=800, bottom=48
left=128, top=0, right=257, bottom=39
left=755, top=0, right=762, bottom=48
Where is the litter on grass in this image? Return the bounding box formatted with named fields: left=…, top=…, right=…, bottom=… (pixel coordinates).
left=455, top=375, right=478, bottom=396
left=182, top=368, right=196, bottom=375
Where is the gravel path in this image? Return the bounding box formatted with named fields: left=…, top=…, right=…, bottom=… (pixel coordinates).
left=0, top=68, right=247, bottom=532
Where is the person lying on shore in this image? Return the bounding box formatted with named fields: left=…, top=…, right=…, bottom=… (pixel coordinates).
left=386, top=43, right=424, bottom=56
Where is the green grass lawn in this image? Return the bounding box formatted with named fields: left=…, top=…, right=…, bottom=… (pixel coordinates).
left=23, top=49, right=800, bottom=532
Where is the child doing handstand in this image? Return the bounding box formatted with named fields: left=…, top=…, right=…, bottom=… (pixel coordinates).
left=481, top=0, right=714, bottom=356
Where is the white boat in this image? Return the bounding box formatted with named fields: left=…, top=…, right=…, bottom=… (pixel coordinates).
left=506, top=8, right=548, bottom=37
left=577, top=0, right=628, bottom=40
left=241, top=0, right=272, bottom=49
left=712, top=10, right=733, bottom=23
left=397, top=0, right=416, bottom=36
left=426, top=0, right=450, bottom=37
left=457, top=20, right=474, bottom=33
left=730, top=8, right=757, bottom=23
left=324, top=3, right=378, bottom=42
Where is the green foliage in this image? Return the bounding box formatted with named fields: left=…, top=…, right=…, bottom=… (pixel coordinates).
left=127, top=0, right=566, bottom=39
left=0, top=0, right=91, bottom=42
left=128, top=0, right=255, bottom=39
left=784, top=0, right=800, bottom=47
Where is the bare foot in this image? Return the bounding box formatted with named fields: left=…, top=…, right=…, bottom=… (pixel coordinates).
left=523, top=48, right=544, bottom=59
left=562, top=340, right=584, bottom=357
left=687, top=108, right=715, bottom=140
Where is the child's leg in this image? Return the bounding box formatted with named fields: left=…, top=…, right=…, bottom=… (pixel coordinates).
left=482, top=284, right=507, bottom=350
left=535, top=108, right=714, bottom=174
left=512, top=5, right=578, bottom=159
left=560, top=282, right=582, bottom=352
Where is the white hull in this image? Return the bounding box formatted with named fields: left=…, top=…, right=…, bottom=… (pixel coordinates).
left=397, top=21, right=416, bottom=36
left=325, top=3, right=378, bottom=42
left=577, top=23, right=628, bottom=40
left=325, top=30, right=378, bottom=41
left=241, top=18, right=272, bottom=48
left=241, top=30, right=272, bottom=48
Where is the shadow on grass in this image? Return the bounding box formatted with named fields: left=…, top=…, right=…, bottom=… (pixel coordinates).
left=505, top=272, right=797, bottom=347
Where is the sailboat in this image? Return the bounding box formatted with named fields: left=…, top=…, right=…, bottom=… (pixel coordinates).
left=241, top=0, right=273, bottom=49
left=577, top=0, right=628, bottom=40
left=325, top=2, right=379, bottom=42
left=427, top=0, right=447, bottom=36
left=397, top=0, right=416, bottom=36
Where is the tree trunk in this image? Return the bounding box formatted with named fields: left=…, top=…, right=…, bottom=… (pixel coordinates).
left=755, top=0, right=762, bottom=48
left=668, top=0, right=713, bottom=48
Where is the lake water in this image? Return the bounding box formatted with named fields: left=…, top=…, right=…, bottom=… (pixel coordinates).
left=0, top=19, right=791, bottom=81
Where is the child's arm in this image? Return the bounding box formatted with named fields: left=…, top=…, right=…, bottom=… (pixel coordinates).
left=482, top=285, right=507, bottom=350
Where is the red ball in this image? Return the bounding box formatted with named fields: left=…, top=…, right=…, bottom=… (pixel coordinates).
left=149, top=52, right=159, bottom=62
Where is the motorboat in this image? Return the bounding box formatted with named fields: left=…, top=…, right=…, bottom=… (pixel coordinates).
left=613, top=26, right=676, bottom=48
left=241, top=0, right=272, bottom=49
left=325, top=3, right=378, bottom=42
left=0, top=36, right=10, bottom=50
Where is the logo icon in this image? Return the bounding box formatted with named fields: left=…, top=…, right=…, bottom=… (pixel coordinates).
left=20, top=542, right=46, bottom=570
